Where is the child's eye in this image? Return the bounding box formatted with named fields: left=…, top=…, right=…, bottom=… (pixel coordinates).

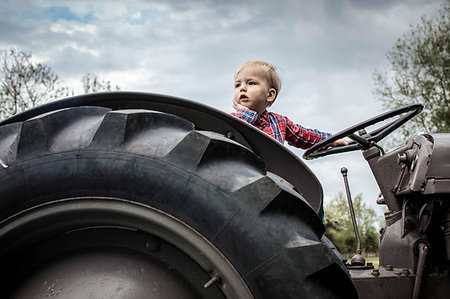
left=235, top=83, right=241, bottom=88
left=249, top=81, right=257, bottom=85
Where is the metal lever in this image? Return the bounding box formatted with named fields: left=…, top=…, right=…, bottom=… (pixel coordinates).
left=412, top=242, right=428, bottom=299
left=341, top=167, right=365, bottom=266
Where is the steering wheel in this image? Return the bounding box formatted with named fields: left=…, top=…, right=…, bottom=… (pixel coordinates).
left=302, top=104, right=423, bottom=160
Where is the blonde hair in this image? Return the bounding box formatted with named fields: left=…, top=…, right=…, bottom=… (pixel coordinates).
left=234, top=60, right=282, bottom=100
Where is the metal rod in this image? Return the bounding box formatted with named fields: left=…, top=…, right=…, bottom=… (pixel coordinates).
left=341, top=167, right=362, bottom=255
left=412, top=242, right=428, bottom=299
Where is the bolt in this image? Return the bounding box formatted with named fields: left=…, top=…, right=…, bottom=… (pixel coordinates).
left=386, top=265, right=393, bottom=271
left=145, top=239, right=160, bottom=252
left=371, top=269, right=380, bottom=277
left=0, top=159, right=7, bottom=168
left=225, top=131, right=234, bottom=139
left=358, top=129, right=367, bottom=136
left=401, top=269, right=410, bottom=276
left=204, top=274, right=221, bottom=288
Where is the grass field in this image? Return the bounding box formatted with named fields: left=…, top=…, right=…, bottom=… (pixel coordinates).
left=365, top=256, right=379, bottom=268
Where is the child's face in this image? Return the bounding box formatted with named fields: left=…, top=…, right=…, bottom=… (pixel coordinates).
left=234, top=67, right=276, bottom=115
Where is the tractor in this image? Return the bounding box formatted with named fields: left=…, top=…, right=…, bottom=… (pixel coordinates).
left=0, top=92, right=448, bottom=298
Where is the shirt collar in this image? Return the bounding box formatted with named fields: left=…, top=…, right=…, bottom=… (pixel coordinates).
left=257, top=110, right=270, bottom=126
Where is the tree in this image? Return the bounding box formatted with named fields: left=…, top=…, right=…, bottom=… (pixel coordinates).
left=0, top=48, right=121, bottom=121
left=373, top=1, right=449, bottom=141
left=324, top=193, right=380, bottom=255
left=0, top=48, right=70, bottom=120
left=82, top=73, right=120, bottom=94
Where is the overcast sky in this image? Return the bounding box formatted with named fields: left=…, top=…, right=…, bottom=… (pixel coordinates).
left=1, top=0, right=445, bottom=218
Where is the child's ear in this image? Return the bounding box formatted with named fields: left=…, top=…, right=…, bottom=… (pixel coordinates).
left=267, top=88, right=276, bottom=104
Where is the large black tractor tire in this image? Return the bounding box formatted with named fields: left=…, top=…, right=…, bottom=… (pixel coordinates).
left=0, top=106, right=356, bottom=298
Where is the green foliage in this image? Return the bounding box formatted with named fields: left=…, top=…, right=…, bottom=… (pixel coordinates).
left=0, top=48, right=70, bottom=120
left=324, top=193, right=381, bottom=254
left=373, top=0, right=449, bottom=142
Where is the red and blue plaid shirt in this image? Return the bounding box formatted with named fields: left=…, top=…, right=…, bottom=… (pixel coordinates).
left=232, top=108, right=331, bottom=149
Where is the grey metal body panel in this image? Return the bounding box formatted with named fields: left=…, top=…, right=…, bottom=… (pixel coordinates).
left=351, top=268, right=450, bottom=299
left=396, top=134, right=450, bottom=196
left=427, top=134, right=450, bottom=179
left=360, top=132, right=450, bottom=299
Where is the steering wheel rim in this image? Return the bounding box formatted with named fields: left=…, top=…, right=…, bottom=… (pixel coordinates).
left=302, top=104, right=423, bottom=160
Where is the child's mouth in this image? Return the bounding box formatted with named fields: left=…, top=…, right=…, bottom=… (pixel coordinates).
left=239, top=94, right=248, bottom=101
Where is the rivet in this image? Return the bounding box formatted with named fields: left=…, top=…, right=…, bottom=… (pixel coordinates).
left=225, top=131, right=234, bottom=139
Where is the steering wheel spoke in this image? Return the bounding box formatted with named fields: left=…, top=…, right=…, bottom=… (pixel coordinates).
left=303, top=104, right=423, bottom=160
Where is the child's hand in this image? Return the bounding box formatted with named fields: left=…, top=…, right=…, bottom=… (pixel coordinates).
left=233, top=97, right=248, bottom=111
left=330, top=138, right=349, bottom=147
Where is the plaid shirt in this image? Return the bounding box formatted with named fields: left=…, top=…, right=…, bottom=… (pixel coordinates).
left=232, top=108, right=331, bottom=149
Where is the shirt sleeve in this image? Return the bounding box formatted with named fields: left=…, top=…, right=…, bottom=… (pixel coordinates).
left=284, top=116, right=331, bottom=149
left=231, top=108, right=259, bottom=124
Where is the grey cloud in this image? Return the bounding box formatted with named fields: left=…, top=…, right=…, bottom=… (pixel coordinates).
left=0, top=0, right=445, bottom=216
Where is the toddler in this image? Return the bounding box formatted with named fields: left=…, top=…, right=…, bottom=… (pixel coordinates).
left=232, top=60, right=348, bottom=149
